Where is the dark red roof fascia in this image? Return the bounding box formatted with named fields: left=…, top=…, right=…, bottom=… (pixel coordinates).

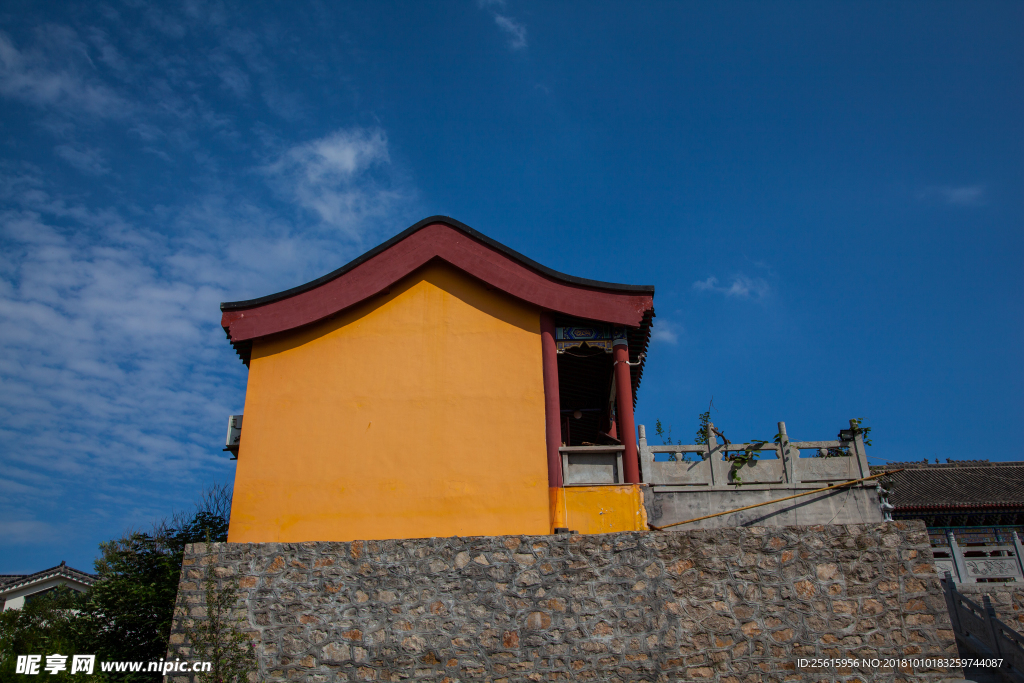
left=221, top=218, right=655, bottom=345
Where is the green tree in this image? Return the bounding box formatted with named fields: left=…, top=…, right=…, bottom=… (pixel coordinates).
left=0, top=487, right=231, bottom=682
left=0, top=586, right=100, bottom=682
left=694, top=410, right=711, bottom=447
left=654, top=419, right=679, bottom=446
left=79, top=501, right=230, bottom=681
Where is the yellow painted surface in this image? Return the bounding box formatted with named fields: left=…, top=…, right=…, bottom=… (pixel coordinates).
left=552, top=485, right=649, bottom=535
left=228, top=263, right=551, bottom=543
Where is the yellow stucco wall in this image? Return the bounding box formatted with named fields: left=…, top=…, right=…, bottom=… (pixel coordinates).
left=550, top=485, right=649, bottom=535
left=228, top=262, right=551, bottom=543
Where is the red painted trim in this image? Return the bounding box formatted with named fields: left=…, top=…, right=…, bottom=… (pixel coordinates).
left=613, top=343, right=640, bottom=484
left=540, top=313, right=563, bottom=488
left=221, top=223, right=654, bottom=342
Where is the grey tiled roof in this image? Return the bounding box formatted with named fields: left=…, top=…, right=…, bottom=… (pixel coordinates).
left=0, top=564, right=96, bottom=595
left=882, top=462, right=1024, bottom=509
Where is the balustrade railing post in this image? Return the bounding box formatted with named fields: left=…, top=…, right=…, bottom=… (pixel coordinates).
left=1012, top=531, right=1024, bottom=582
left=949, top=530, right=971, bottom=584
left=708, top=422, right=726, bottom=487
left=983, top=594, right=1004, bottom=658
left=638, top=424, right=653, bottom=485
left=942, top=572, right=964, bottom=635
left=778, top=421, right=795, bottom=484
left=850, top=418, right=869, bottom=479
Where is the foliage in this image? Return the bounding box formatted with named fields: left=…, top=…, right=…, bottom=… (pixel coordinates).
left=694, top=410, right=711, bottom=447
left=654, top=419, right=679, bottom=446
left=178, top=548, right=257, bottom=683
left=80, top=531, right=185, bottom=680
left=655, top=419, right=694, bottom=462
left=0, top=587, right=99, bottom=682
left=818, top=418, right=873, bottom=458
left=850, top=417, right=873, bottom=447
left=0, top=485, right=232, bottom=683
left=727, top=439, right=770, bottom=486
left=79, top=486, right=231, bottom=681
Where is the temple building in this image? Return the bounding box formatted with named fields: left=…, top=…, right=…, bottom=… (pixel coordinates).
left=222, top=217, right=654, bottom=543
left=875, top=460, right=1024, bottom=583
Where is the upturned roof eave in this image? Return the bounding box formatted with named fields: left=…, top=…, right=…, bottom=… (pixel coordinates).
left=219, top=218, right=656, bottom=368
left=221, top=216, right=654, bottom=312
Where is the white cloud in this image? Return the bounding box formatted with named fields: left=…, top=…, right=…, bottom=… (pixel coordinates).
left=917, top=184, right=987, bottom=207
left=693, top=275, right=770, bottom=300
left=266, top=128, right=413, bottom=241
left=54, top=144, right=110, bottom=175
left=0, top=29, right=130, bottom=119
left=940, top=185, right=986, bottom=206
left=494, top=15, right=527, bottom=50
left=0, top=5, right=420, bottom=564
left=0, top=135, right=417, bottom=547
left=651, top=320, right=681, bottom=345
left=0, top=519, right=61, bottom=545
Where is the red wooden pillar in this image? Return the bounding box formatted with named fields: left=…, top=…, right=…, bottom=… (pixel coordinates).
left=540, top=313, right=563, bottom=488
left=613, top=338, right=640, bottom=483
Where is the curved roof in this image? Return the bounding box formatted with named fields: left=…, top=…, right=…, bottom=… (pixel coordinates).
left=220, top=216, right=656, bottom=366
left=223, top=216, right=653, bottom=311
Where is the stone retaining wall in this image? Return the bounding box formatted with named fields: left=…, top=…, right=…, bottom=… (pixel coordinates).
left=169, top=522, right=960, bottom=683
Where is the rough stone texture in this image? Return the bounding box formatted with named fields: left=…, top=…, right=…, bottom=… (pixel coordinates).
left=168, top=521, right=962, bottom=683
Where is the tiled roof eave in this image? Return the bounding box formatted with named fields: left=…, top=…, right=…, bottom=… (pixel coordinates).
left=0, top=567, right=97, bottom=594
left=894, top=502, right=1024, bottom=511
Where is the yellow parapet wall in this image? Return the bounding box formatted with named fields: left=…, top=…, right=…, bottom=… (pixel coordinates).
left=550, top=484, right=649, bottom=534
left=228, top=262, right=551, bottom=543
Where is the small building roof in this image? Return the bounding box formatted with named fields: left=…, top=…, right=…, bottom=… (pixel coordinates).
left=0, top=562, right=96, bottom=594
left=220, top=218, right=657, bottom=393
left=881, top=461, right=1024, bottom=510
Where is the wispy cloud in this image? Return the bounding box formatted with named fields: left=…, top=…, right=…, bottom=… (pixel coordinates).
left=917, top=184, right=987, bottom=207
left=0, top=519, right=61, bottom=545
left=0, top=29, right=130, bottom=119
left=0, top=133, right=417, bottom=551
left=54, top=144, right=110, bottom=175
left=478, top=1, right=528, bottom=51
left=693, top=275, right=770, bottom=300
left=265, top=128, right=413, bottom=242
left=493, top=15, right=527, bottom=50
left=0, top=1, right=424, bottom=567
left=651, top=319, right=681, bottom=345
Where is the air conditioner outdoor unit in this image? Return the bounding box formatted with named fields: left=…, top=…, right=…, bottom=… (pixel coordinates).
left=224, top=414, right=242, bottom=459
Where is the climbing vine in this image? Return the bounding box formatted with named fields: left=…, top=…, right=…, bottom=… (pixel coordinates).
left=821, top=417, right=873, bottom=457
left=655, top=419, right=694, bottom=462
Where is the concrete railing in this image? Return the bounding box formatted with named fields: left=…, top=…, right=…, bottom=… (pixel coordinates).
left=637, top=420, right=871, bottom=490
left=935, top=531, right=1024, bottom=584
left=559, top=445, right=625, bottom=485
left=560, top=420, right=884, bottom=528
left=944, top=577, right=1024, bottom=682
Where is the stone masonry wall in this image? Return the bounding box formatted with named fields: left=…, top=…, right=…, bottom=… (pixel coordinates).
left=168, top=522, right=961, bottom=683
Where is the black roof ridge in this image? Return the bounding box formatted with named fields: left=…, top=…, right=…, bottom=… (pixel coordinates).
left=221, top=216, right=656, bottom=312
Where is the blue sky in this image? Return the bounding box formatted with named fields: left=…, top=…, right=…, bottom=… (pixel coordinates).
left=0, top=1, right=1020, bottom=573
